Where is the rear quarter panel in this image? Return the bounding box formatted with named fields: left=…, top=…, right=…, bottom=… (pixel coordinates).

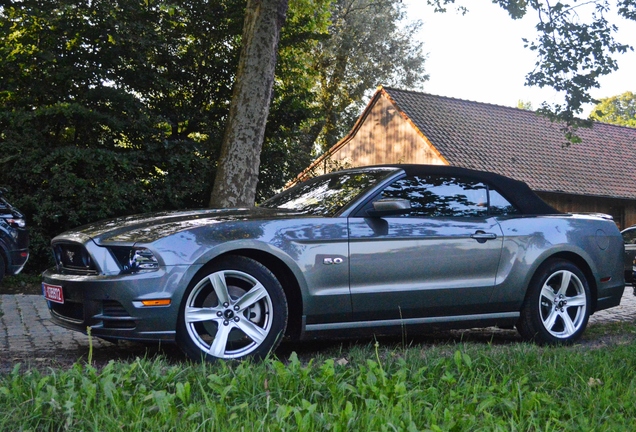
left=490, top=214, right=624, bottom=311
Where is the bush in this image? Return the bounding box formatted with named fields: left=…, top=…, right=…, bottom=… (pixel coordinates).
left=1, top=142, right=214, bottom=273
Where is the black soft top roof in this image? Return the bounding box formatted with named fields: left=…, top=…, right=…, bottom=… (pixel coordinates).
left=362, top=164, right=560, bottom=215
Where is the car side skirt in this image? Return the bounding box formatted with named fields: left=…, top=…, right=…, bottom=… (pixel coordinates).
left=301, top=312, right=520, bottom=337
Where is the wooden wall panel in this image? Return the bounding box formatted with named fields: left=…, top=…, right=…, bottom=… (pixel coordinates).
left=538, top=192, right=636, bottom=229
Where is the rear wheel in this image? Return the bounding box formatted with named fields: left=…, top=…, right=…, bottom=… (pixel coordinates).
left=176, top=256, right=288, bottom=362
left=517, top=259, right=590, bottom=344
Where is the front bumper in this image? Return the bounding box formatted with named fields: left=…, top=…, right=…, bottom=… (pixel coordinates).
left=42, top=265, right=193, bottom=342
left=8, top=248, right=29, bottom=275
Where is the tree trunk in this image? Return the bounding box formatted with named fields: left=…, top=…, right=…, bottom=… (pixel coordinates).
left=209, top=0, right=289, bottom=208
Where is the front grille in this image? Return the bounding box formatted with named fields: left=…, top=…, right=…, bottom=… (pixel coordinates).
left=53, top=242, right=98, bottom=275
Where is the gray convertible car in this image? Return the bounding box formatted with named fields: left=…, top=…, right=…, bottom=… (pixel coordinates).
left=42, top=165, right=625, bottom=361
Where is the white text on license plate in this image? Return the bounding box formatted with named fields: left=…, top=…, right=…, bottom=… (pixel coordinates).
left=43, top=283, right=64, bottom=304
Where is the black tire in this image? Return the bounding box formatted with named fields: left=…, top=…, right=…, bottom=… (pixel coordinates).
left=517, top=259, right=591, bottom=344
left=176, top=256, right=288, bottom=362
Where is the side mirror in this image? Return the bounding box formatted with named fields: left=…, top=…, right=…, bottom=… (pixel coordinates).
left=367, top=198, right=412, bottom=217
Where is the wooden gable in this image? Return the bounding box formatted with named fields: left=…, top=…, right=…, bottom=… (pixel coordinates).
left=329, top=91, right=447, bottom=167
left=298, top=89, right=447, bottom=179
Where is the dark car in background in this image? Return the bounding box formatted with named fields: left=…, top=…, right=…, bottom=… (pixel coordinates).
left=42, top=165, right=625, bottom=362
left=0, top=189, right=29, bottom=284
left=621, top=225, right=636, bottom=291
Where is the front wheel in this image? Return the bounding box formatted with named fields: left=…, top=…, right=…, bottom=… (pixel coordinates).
left=517, top=259, right=591, bottom=345
left=176, top=256, right=288, bottom=362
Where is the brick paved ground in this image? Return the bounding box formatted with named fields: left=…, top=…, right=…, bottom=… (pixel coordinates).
left=0, top=294, right=184, bottom=370
left=0, top=288, right=634, bottom=362
left=589, top=285, right=636, bottom=324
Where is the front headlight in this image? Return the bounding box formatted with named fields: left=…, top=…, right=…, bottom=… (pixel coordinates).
left=130, top=248, right=159, bottom=271
left=4, top=218, right=25, bottom=228
left=129, top=248, right=159, bottom=271
left=110, top=246, right=160, bottom=273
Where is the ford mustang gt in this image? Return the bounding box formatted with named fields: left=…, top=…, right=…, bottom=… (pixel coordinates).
left=42, top=165, right=625, bottom=361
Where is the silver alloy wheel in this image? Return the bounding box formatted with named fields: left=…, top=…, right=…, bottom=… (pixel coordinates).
left=184, top=269, right=274, bottom=359
left=538, top=269, right=587, bottom=338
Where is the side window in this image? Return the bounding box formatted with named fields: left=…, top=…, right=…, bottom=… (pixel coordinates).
left=622, top=228, right=636, bottom=245
left=489, top=189, right=519, bottom=216
left=379, top=175, right=488, bottom=217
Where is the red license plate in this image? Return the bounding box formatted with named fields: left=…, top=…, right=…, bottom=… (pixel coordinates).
left=43, top=283, right=64, bottom=304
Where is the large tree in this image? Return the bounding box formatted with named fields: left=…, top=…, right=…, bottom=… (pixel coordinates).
left=590, top=91, right=636, bottom=127
left=310, top=0, right=428, bottom=152
left=209, top=0, right=290, bottom=208
left=244, top=0, right=332, bottom=201
left=209, top=0, right=428, bottom=207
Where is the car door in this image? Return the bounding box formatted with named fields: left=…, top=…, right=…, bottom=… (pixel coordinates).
left=348, top=174, right=504, bottom=321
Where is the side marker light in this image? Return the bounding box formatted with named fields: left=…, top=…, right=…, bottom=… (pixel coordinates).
left=141, top=299, right=171, bottom=307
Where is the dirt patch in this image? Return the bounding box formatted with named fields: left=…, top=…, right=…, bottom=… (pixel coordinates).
left=0, top=341, right=188, bottom=374
left=0, top=282, right=42, bottom=295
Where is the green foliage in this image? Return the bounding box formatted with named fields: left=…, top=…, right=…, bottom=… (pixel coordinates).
left=0, top=0, right=243, bottom=270
left=309, top=0, right=428, bottom=152
left=517, top=99, right=534, bottom=110
left=590, top=91, right=636, bottom=127
left=2, top=335, right=636, bottom=430
left=525, top=0, right=631, bottom=133
left=0, top=0, right=332, bottom=269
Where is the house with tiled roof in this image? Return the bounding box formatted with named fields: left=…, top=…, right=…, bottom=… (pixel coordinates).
left=298, top=86, right=636, bottom=228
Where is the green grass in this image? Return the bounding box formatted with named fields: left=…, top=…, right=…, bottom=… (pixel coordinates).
left=2, top=329, right=636, bottom=431
left=584, top=319, right=636, bottom=337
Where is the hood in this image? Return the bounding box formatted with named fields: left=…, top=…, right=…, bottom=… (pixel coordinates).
left=56, top=207, right=303, bottom=245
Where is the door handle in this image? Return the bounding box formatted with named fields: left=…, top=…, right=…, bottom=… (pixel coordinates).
left=471, top=231, right=497, bottom=243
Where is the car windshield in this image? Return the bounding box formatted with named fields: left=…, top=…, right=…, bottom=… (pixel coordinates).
left=261, top=168, right=398, bottom=216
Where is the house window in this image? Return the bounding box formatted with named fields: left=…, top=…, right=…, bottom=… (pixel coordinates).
left=608, top=206, right=625, bottom=229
